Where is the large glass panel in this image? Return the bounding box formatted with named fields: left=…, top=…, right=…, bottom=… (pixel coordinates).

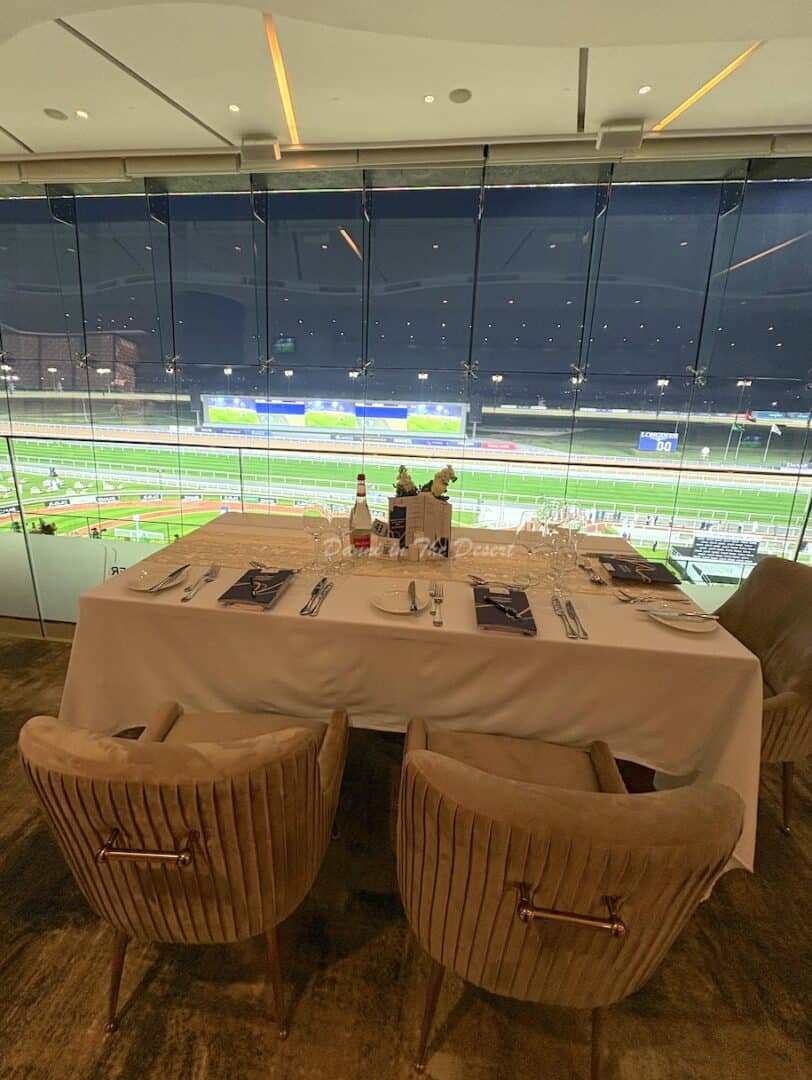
left=3, top=165, right=812, bottom=630
left=169, top=192, right=267, bottom=368
left=267, top=190, right=364, bottom=374
left=706, top=179, right=812, bottom=381
left=473, top=180, right=598, bottom=374
left=0, top=435, right=40, bottom=621
left=587, top=182, right=723, bottom=376
left=0, top=194, right=86, bottom=430
left=367, top=184, right=479, bottom=372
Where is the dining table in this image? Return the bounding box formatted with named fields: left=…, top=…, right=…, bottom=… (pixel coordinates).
left=58, top=511, right=763, bottom=874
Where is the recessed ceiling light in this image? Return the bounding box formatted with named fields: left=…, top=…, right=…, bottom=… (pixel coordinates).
left=424, top=95, right=435, bottom=104
left=43, top=107, right=68, bottom=121
left=75, top=108, right=90, bottom=120
left=449, top=88, right=472, bottom=104
left=228, top=103, right=241, bottom=113
left=679, top=240, right=689, bottom=247
left=638, top=85, right=653, bottom=95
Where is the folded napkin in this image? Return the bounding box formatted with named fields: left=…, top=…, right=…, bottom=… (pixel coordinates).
left=597, top=556, right=678, bottom=585
left=473, top=586, right=537, bottom=637
left=218, top=569, right=296, bottom=610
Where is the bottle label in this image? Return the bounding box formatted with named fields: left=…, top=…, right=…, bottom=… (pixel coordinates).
left=351, top=531, right=371, bottom=552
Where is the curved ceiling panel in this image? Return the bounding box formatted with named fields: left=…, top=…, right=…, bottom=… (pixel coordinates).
left=3, top=0, right=812, bottom=49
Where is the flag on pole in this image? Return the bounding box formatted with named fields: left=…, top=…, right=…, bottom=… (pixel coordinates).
left=770, top=423, right=782, bottom=436
left=744, top=410, right=756, bottom=423
left=731, top=422, right=744, bottom=432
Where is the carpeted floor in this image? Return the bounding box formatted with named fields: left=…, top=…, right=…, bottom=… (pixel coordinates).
left=0, top=634, right=809, bottom=1080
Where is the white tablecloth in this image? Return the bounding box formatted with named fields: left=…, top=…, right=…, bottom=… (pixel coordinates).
left=59, top=516, right=763, bottom=871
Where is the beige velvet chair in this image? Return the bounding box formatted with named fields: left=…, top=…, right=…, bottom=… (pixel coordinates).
left=716, top=556, right=812, bottom=832
left=18, top=703, right=348, bottom=1038
left=398, top=720, right=744, bottom=1077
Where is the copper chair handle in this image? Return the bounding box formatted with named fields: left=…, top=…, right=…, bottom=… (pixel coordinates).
left=96, top=828, right=197, bottom=867
left=515, top=884, right=626, bottom=937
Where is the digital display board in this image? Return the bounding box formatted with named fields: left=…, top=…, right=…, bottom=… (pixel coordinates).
left=638, top=431, right=679, bottom=452
left=202, top=396, right=467, bottom=440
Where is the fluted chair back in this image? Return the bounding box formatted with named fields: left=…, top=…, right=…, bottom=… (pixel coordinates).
left=398, top=749, right=743, bottom=1009
left=716, top=556, right=812, bottom=763
left=19, top=712, right=347, bottom=945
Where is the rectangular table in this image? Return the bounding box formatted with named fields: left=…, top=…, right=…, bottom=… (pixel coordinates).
left=59, top=515, right=763, bottom=872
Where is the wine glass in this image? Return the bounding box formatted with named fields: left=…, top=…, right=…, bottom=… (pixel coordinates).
left=302, top=504, right=330, bottom=570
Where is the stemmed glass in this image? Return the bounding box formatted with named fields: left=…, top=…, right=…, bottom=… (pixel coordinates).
left=302, top=504, right=330, bottom=570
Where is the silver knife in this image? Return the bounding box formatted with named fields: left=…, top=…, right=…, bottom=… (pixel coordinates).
left=148, top=563, right=191, bottom=592
left=647, top=610, right=719, bottom=620
left=565, top=598, right=589, bottom=639
left=408, top=580, right=418, bottom=613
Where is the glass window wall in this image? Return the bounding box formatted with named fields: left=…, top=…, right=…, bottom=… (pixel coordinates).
left=0, top=163, right=810, bottom=630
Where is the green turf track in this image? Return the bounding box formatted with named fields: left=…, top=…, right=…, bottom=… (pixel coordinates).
left=4, top=439, right=810, bottom=530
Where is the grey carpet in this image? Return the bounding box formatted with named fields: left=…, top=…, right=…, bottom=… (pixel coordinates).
left=0, top=634, right=809, bottom=1080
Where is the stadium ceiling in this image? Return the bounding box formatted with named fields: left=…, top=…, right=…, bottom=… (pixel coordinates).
left=0, top=2, right=810, bottom=181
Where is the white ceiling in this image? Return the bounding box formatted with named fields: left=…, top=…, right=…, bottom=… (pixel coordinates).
left=0, top=2, right=809, bottom=161
left=4, top=0, right=812, bottom=48
left=276, top=16, right=579, bottom=143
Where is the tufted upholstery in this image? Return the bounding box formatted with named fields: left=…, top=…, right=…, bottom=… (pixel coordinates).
left=716, top=556, right=812, bottom=766
left=19, top=709, right=348, bottom=946
left=398, top=747, right=743, bottom=1010
left=397, top=723, right=743, bottom=1073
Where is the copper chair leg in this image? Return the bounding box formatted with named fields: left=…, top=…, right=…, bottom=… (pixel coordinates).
left=105, top=929, right=129, bottom=1035
left=415, top=959, right=445, bottom=1073
left=781, top=761, right=794, bottom=834
left=265, top=925, right=289, bottom=1040
left=591, top=1006, right=605, bottom=1080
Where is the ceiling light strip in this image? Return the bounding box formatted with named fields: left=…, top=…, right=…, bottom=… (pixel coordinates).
left=339, top=228, right=363, bottom=261
left=651, top=41, right=765, bottom=133
left=263, top=14, right=300, bottom=146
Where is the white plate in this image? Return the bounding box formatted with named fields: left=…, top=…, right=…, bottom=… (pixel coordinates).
left=371, top=586, right=431, bottom=615
left=646, top=610, right=718, bottom=634
left=127, top=566, right=190, bottom=593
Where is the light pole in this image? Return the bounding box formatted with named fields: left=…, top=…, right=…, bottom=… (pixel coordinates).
left=655, top=378, right=669, bottom=418
left=96, top=366, right=112, bottom=393
left=283, top=368, right=294, bottom=396
left=725, top=378, right=752, bottom=462
left=223, top=366, right=233, bottom=395
left=47, top=366, right=59, bottom=391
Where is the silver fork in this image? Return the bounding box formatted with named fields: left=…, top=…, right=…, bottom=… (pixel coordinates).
left=433, top=583, right=444, bottom=627
left=181, top=563, right=220, bottom=603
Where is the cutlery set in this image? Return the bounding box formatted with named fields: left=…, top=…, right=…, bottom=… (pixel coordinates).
left=300, top=577, right=333, bottom=616
left=152, top=562, right=705, bottom=636
left=180, top=563, right=220, bottom=602
left=551, top=592, right=588, bottom=639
